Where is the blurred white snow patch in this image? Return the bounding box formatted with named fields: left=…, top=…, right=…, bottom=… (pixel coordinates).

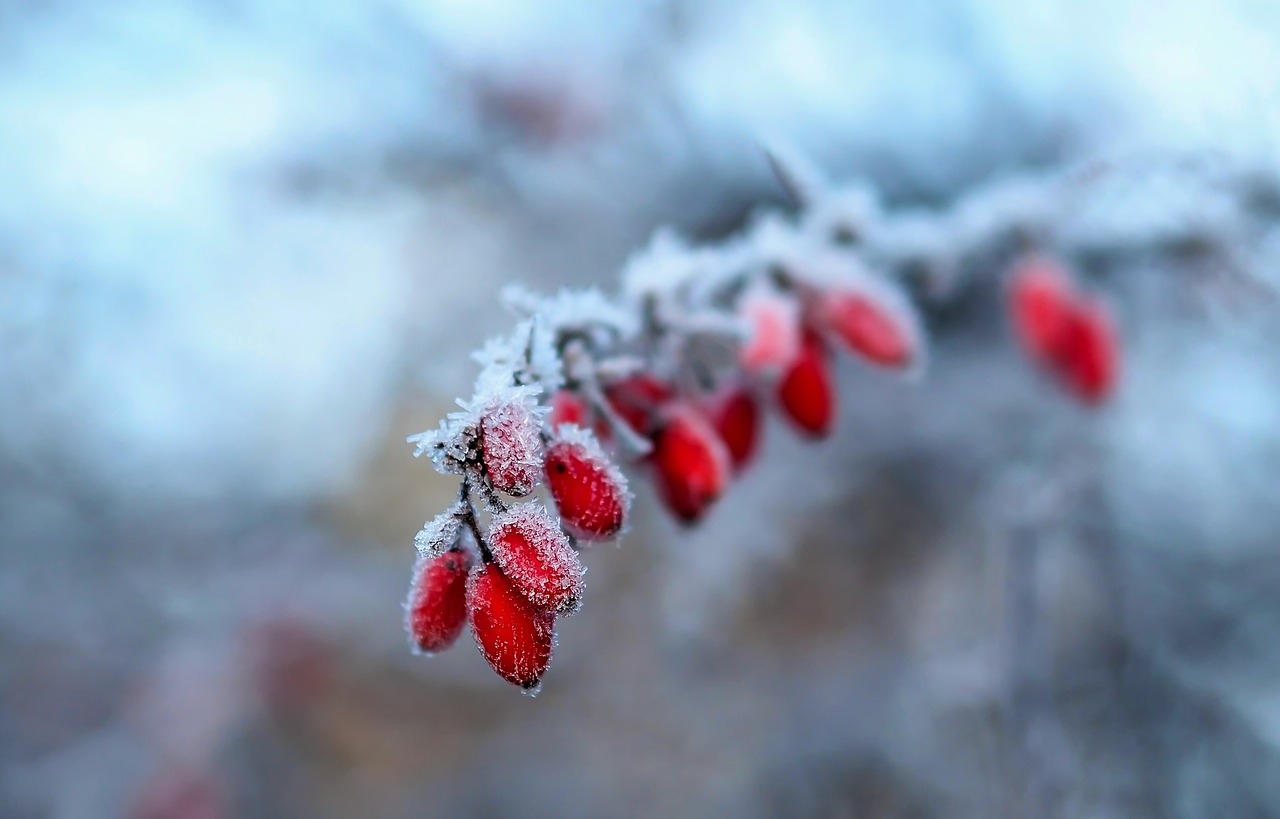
left=0, top=4, right=441, bottom=504
left=1107, top=324, right=1280, bottom=557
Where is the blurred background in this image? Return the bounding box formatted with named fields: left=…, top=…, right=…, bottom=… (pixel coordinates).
left=4, top=1, right=1280, bottom=817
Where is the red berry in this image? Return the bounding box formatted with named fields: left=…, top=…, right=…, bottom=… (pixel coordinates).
left=467, top=563, right=555, bottom=691
left=1008, top=254, right=1075, bottom=362
left=544, top=427, right=630, bottom=541
left=547, top=389, right=590, bottom=430
left=488, top=503, right=585, bottom=614
left=707, top=386, right=761, bottom=471
left=818, top=286, right=917, bottom=368
left=1007, top=256, right=1119, bottom=405
left=1052, top=300, right=1118, bottom=404
left=130, top=769, right=225, bottom=819
left=776, top=331, right=835, bottom=438
left=739, top=290, right=802, bottom=375
left=480, top=399, right=544, bottom=496
left=405, top=548, right=472, bottom=654
left=651, top=404, right=731, bottom=523
left=602, top=374, right=674, bottom=437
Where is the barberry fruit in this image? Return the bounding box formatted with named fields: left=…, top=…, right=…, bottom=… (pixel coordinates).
left=468, top=563, right=555, bottom=691
left=129, top=769, right=225, bottom=819
left=480, top=399, right=544, bottom=496
left=707, top=385, right=761, bottom=471
left=1052, top=299, right=1118, bottom=404
left=547, top=389, right=590, bottom=430
left=1007, top=255, right=1119, bottom=405
left=817, top=284, right=917, bottom=369
left=739, top=289, right=802, bottom=375
left=544, top=426, right=630, bottom=541
left=1008, top=255, right=1075, bottom=362
left=488, top=503, right=585, bottom=614
left=602, top=374, right=674, bottom=437
left=777, top=330, right=835, bottom=438
left=405, top=548, right=472, bottom=654
left=651, top=404, right=731, bottom=523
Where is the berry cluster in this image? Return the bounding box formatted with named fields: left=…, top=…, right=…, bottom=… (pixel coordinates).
left=404, top=154, right=1124, bottom=693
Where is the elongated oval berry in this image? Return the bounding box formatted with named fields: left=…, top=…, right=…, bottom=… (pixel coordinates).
left=739, top=289, right=802, bottom=375
left=468, top=564, right=555, bottom=692
left=405, top=548, right=472, bottom=654
left=651, top=404, right=731, bottom=524
left=777, top=331, right=835, bottom=438
left=480, top=399, right=544, bottom=496
left=548, top=389, right=590, bottom=430
left=544, top=426, right=630, bottom=541
left=707, top=386, right=761, bottom=472
left=489, top=503, right=585, bottom=614
left=1053, top=300, right=1118, bottom=405
left=602, top=374, right=674, bottom=437
left=817, top=284, right=918, bottom=369
left=1008, top=255, right=1075, bottom=361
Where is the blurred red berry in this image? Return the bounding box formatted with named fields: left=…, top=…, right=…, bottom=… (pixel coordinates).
left=243, top=616, right=332, bottom=716
left=602, top=374, right=674, bottom=437
left=488, top=503, right=585, bottom=614
left=406, top=548, right=472, bottom=654
left=1008, top=255, right=1119, bottom=405
left=707, top=386, right=761, bottom=471
left=468, top=563, right=555, bottom=691
left=1009, top=255, right=1075, bottom=362
left=739, top=289, right=802, bottom=375
left=651, top=404, right=731, bottom=523
left=129, top=769, right=225, bottom=819
left=547, top=389, right=590, bottom=430
left=1052, top=299, right=1119, bottom=404
left=544, top=428, right=630, bottom=541
left=480, top=400, right=544, bottom=496
left=818, top=287, right=917, bottom=368
left=777, top=331, right=835, bottom=438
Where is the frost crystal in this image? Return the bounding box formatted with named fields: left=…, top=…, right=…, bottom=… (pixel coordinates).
left=414, top=502, right=465, bottom=556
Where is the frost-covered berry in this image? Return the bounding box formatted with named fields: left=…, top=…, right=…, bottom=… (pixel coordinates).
left=1008, top=255, right=1075, bottom=362
left=488, top=503, right=585, bottom=614
left=467, top=563, right=555, bottom=692
left=739, top=289, right=802, bottom=376
left=817, top=284, right=919, bottom=369
left=707, top=385, right=761, bottom=472
left=406, top=548, right=472, bottom=654
left=651, top=404, right=731, bottom=523
left=480, top=400, right=544, bottom=496
left=544, top=426, right=630, bottom=541
left=1052, top=300, right=1118, bottom=405
left=602, top=374, right=675, bottom=437
left=777, top=330, right=835, bottom=438
left=548, top=389, right=590, bottom=430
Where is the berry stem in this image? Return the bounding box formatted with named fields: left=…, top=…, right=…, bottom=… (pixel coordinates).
left=457, top=478, right=494, bottom=563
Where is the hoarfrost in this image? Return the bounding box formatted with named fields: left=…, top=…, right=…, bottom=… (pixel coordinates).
left=413, top=503, right=466, bottom=557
